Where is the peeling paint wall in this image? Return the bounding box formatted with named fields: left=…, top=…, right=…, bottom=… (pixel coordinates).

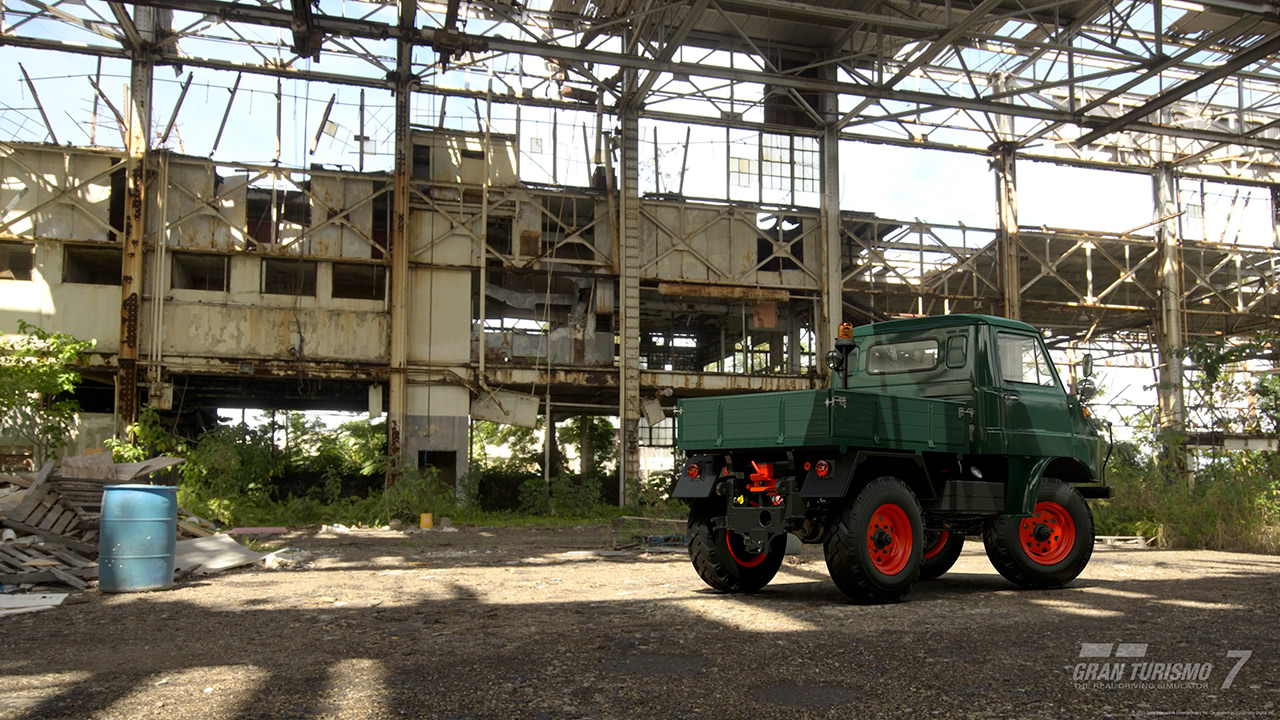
left=142, top=254, right=388, bottom=363
left=0, top=239, right=121, bottom=351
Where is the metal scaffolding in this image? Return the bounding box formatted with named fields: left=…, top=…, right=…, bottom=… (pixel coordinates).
left=4, top=0, right=1280, bottom=496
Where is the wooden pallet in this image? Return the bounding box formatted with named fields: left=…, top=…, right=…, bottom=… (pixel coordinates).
left=1, top=463, right=97, bottom=554
left=0, top=543, right=97, bottom=589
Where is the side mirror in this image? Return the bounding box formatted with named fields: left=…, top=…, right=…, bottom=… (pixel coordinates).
left=1075, top=377, right=1098, bottom=403
left=1083, top=353, right=1094, bottom=378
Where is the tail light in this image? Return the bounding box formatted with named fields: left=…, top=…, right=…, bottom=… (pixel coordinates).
left=814, top=460, right=831, bottom=478
left=686, top=463, right=700, bottom=479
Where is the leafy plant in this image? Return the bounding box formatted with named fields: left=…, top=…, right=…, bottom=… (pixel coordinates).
left=0, top=321, right=95, bottom=466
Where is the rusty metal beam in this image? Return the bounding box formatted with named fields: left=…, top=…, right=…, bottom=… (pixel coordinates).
left=18, top=64, right=57, bottom=146
left=1076, top=31, right=1280, bottom=148
left=117, top=48, right=151, bottom=432
left=656, top=282, right=789, bottom=302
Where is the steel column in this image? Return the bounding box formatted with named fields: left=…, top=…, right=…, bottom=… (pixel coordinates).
left=1153, top=163, right=1186, bottom=433
left=819, top=71, right=842, bottom=369
left=387, top=0, right=415, bottom=467
left=116, top=8, right=153, bottom=434
left=994, top=142, right=1020, bottom=320
left=618, top=112, right=642, bottom=507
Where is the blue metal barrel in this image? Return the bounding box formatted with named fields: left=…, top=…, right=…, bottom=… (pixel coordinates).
left=98, top=485, right=178, bottom=593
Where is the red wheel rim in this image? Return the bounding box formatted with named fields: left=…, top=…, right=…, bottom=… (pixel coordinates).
left=923, top=529, right=951, bottom=560
left=726, top=530, right=767, bottom=568
left=865, top=503, right=913, bottom=575
left=1018, top=501, right=1076, bottom=566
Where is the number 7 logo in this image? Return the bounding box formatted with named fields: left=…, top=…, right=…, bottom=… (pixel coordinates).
left=1222, top=650, right=1252, bottom=689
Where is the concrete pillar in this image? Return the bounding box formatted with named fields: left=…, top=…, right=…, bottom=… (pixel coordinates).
left=618, top=113, right=642, bottom=506
left=993, top=142, right=1020, bottom=320
left=1153, top=164, right=1186, bottom=434
left=387, top=1, right=415, bottom=469
left=117, top=12, right=153, bottom=434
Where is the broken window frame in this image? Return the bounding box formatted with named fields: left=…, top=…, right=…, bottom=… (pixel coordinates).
left=0, top=241, right=35, bottom=281
left=170, top=252, right=229, bottom=292
left=331, top=261, right=387, bottom=301
left=63, top=245, right=122, bottom=285
left=260, top=257, right=318, bottom=296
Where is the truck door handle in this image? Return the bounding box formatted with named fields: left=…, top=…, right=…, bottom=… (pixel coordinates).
left=1003, top=393, right=1020, bottom=404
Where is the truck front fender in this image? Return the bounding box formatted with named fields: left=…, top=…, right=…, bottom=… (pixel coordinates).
left=1005, top=456, right=1053, bottom=516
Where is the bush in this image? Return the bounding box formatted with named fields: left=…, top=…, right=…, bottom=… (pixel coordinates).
left=1093, top=444, right=1280, bottom=553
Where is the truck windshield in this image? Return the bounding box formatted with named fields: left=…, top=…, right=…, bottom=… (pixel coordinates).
left=997, top=333, right=1059, bottom=388
left=867, top=339, right=939, bottom=374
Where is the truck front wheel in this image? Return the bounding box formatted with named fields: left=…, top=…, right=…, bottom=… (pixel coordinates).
left=687, top=499, right=785, bottom=593
left=824, top=476, right=924, bottom=603
left=984, top=477, right=1094, bottom=588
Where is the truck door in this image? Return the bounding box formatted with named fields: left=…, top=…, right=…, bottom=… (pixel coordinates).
left=994, top=331, right=1074, bottom=458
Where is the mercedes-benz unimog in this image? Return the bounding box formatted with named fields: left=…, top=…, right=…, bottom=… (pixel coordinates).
left=674, top=314, right=1111, bottom=604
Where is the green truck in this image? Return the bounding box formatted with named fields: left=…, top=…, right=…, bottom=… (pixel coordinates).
left=674, top=314, right=1111, bottom=603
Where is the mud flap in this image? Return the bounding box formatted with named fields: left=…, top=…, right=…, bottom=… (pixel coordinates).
left=672, top=455, right=723, bottom=498
left=798, top=451, right=928, bottom=498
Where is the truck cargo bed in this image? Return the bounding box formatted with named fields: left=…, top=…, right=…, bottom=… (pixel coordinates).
left=677, top=389, right=970, bottom=454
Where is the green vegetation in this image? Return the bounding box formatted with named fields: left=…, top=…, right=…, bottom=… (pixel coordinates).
left=0, top=321, right=96, bottom=466
left=104, top=407, right=683, bottom=529
left=1094, top=334, right=1280, bottom=553
left=1093, top=442, right=1280, bottom=553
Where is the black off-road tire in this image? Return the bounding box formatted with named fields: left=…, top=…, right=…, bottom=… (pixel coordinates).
left=687, top=499, right=785, bottom=593
left=984, top=477, right=1095, bottom=589
left=824, top=476, right=924, bottom=604
left=919, top=530, right=965, bottom=580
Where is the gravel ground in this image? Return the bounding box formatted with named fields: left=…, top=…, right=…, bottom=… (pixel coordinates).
left=1, top=524, right=1277, bottom=720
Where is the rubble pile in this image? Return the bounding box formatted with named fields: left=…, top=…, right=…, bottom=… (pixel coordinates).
left=0, top=454, right=187, bottom=590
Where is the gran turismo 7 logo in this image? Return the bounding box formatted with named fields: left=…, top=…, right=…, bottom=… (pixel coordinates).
left=1072, top=643, right=1253, bottom=691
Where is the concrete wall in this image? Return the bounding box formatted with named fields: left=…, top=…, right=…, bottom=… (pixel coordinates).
left=0, top=239, right=122, bottom=352
left=142, top=253, right=389, bottom=363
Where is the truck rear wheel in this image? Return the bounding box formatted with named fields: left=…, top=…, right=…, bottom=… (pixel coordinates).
left=984, top=477, right=1094, bottom=588
left=919, top=529, right=964, bottom=580
left=824, top=477, right=923, bottom=604
left=687, top=499, right=785, bottom=593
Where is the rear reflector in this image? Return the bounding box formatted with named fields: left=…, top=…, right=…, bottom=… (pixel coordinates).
left=815, top=460, right=831, bottom=478
left=686, top=463, right=700, bottom=479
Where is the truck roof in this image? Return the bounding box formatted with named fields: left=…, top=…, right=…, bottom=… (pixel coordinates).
left=850, top=313, right=1040, bottom=337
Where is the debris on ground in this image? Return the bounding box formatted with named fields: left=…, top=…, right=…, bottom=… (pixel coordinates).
left=610, top=516, right=687, bottom=550
left=0, top=454, right=188, bottom=591
left=178, top=509, right=219, bottom=539
left=0, top=592, right=67, bottom=617
left=1095, top=535, right=1155, bottom=548
left=262, top=548, right=317, bottom=570
left=225, top=527, right=287, bottom=536
left=173, top=535, right=270, bottom=576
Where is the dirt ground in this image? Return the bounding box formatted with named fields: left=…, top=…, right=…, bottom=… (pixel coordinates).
left=1, top=523, right=1278, bottom=720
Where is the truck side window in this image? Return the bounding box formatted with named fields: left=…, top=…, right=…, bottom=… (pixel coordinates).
left=867, top=339, right=939, bottom=374
left=997, top=333, right=1058, bottom=388
left=945, top=335, right=967, bottom=368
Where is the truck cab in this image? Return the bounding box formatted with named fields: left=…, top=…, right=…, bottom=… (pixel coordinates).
left=674, top=314, right=1110, bottom=604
